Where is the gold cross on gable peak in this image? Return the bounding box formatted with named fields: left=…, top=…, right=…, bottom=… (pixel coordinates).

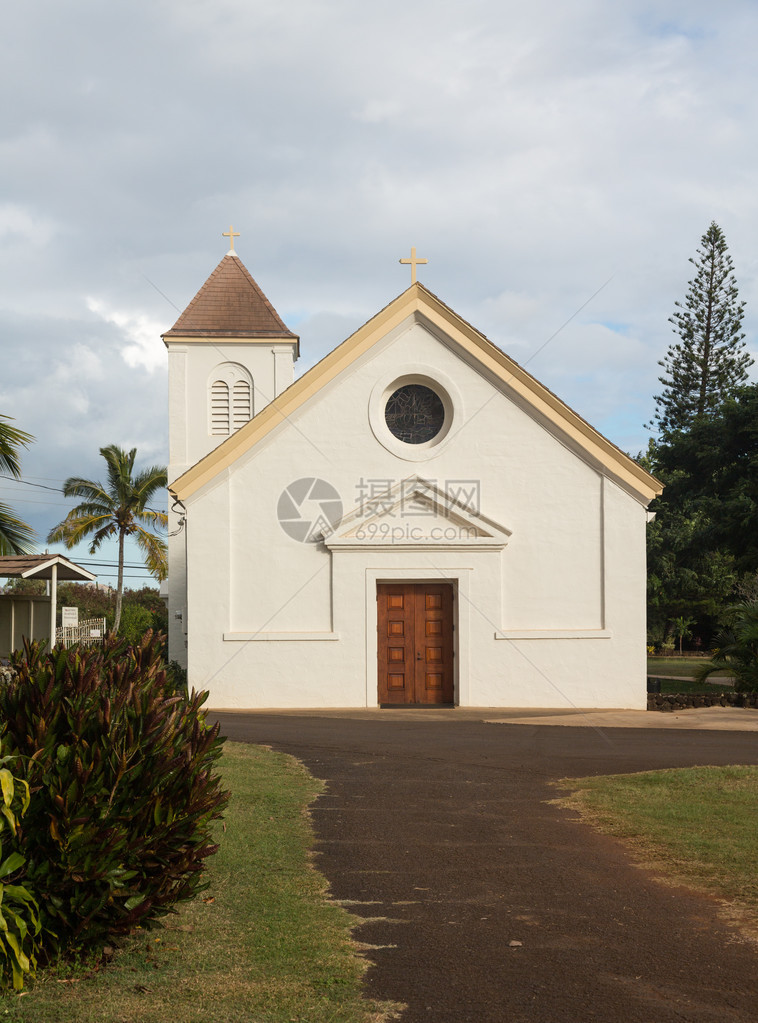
left=399, top=246, right=428, bottom=284
left=223, top=225, right=241, bottom=253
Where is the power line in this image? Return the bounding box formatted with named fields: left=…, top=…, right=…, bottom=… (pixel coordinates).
left=0, top=477, right=167, bottom=514
left=83, top=567, right=152, bottom=572
left=70, top=560, right=153, bottom=568
left=89, top=575, right=160, bottom=582
left=77, top=567, right=153, bottom=574
left=0, top=496, right=73, bottom=507
left=10, top=473, right=67, bottom=484
left=0, top=474, right=64, bottom=493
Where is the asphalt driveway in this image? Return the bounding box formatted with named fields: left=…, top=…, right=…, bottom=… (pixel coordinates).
left=214, top=710, right=758, bottom=1023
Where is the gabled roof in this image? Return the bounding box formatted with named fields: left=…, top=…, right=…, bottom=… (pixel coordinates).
left=325, top=476, right=512, bottom=552
left=170, top=282, right=663, bottom=506
left=0, top=554, right=96, bottom=581
left=162, top=253, right=299, bottom=343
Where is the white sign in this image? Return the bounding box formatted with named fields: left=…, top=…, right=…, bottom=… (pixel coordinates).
left=61, top=607, right=78, bottom=627
left=90, top=629, right=101, bottom=638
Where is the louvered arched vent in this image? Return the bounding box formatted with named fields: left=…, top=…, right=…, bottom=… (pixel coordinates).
left=232, top=380, right=252, bottom=430
left=210, top=380, right=230, bottom=435
left=209, top=365, right=254, bottom=437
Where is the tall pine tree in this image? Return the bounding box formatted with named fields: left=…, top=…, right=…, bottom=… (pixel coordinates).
left=653, top=221, right=752, bottom=434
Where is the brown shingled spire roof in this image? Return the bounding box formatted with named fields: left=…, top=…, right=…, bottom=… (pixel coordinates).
left=162, top=253, right=298, bottom=342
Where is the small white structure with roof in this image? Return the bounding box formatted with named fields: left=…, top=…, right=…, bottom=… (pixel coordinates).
left=164, top=241, right=661, bottom=709
left=0, top=554, right=96, bottom=660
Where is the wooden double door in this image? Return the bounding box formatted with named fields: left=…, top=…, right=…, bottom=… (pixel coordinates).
left=377, top=583, right=455, bottom=705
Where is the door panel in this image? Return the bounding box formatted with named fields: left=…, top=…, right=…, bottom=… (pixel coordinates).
left=378, top=585, right=415, bottom=703
left=378, top=583, right=454, bottom=705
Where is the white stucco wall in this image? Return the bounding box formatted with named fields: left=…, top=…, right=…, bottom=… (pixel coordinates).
left=167, top=341, right=297, bottom=468
left=178, top=315, right=650, bottom=709
left=166, top=336, right=297, bottom=665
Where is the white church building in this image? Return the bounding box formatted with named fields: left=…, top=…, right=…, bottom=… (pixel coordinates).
left=164, top=243, right=661, bottom=709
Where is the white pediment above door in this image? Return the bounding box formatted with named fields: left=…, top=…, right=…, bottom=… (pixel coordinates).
left=324, top=476, right=511, bottom=552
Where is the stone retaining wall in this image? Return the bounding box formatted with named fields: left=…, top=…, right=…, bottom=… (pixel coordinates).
left=648, top=691, right=758, bottom=711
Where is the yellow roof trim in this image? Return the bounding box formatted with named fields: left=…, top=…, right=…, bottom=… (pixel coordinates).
left=164, top=334, right=300, bottom=347
left=171, top=283, right=662, bottom=504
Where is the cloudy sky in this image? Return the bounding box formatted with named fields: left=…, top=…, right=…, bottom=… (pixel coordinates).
left=2, top=0, right=757, bottom=585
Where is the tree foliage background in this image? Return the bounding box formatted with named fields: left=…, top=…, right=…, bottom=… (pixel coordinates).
left=653, top=221, right=751, bottom=434
left=0, top=579, right=168, bottom=647
left=47, top=445, right=167, bottom=633
left=646, top=222, right=756, bottom=650
left=0, top=415, right=35, bottom=555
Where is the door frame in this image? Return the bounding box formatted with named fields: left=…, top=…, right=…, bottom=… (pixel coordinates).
left=365, top=568, right=470, bottom=707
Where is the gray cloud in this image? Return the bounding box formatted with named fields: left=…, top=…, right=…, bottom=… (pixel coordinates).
left=2, top=0, right=757, bottom=571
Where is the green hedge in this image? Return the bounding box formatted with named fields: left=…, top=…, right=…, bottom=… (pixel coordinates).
left=0, top=633, right=228, bottom=952
left=0, top=752, right=41, bottom=990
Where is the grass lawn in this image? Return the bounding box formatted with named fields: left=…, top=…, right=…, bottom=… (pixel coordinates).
left=654, top=678, right=735, bottom=696
left=4, top=742, right=398, bottom=1023
left=559, top=766, right=758, bottom=933
left=647, top=656, right=730, bottom=679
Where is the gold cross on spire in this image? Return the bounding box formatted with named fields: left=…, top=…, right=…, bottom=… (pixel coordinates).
left=399, top=246, right=428, bottom=284
left=223, top=225, right=240, bottom=253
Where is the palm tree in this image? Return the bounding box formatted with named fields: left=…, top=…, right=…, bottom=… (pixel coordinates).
left=48, top=445, right=168, bottom=632
left=0, top=414, right=35, bottom=554
left=695, top=602, right=758, bottom=692
left=671, top=615, right=694, bottom=656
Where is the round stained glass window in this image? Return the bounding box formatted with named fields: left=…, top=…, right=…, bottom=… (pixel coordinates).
left=384, top=384, right=445, bottom=445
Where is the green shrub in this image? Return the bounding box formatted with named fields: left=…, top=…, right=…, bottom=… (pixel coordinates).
left=118, top=603, right=155, bottom=645
left=165, top=659, right=188, bottom=698
left=0, top=632, right=228, bottom=950
left=695, top=600, right=758, bottom=692
left=0, top=752, right=42, bottom=990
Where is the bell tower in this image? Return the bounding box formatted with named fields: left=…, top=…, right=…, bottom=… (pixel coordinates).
left=162, top=234, right=299, bottom=664
left=162, top=237, right=299, bottom=478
